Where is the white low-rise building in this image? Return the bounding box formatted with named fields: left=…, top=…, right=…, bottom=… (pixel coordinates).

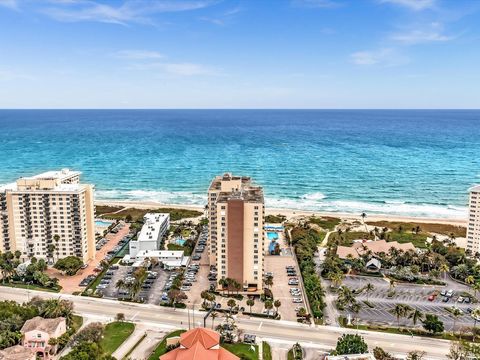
left=129, top=213, right=169, bottom=257
left=132, top=249, right=189, bottom=269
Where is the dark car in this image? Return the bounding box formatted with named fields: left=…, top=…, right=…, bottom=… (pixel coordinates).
left=192, top=255, right=201, bottom=260
left=442, top=297, right=449, bottom=302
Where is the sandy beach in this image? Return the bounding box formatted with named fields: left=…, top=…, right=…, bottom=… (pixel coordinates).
left=95, top=199, right=467, bottom=227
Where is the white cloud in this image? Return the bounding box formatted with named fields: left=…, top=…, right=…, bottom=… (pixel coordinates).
left=0, top=0, right=18, bottom=10
left=380, top=0, right=436, bottom=11
left=391, top=29, right=453, bottom=44
left=114, top=50, right=164, bottom=60
left=291, top=0, right=342, bottom=9
left=41, top=0, right=217, bottom=25
left=199, top=6, right=242, bottom=26
left=350, top=48, right=409, bottom=67
left=128, top=61, right=217, bottom=76
left=161, top=62, right=214, bottom=76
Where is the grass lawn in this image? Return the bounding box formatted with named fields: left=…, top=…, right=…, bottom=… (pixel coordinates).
left=308, top=216, right=341, bottom=231
left=387, top=231, right=428, bottom=248
left=99, top=321, right=135, bottom=355
left=0, top=282, right=61, bottom=293
left=262, top=341, right=272, bottom=360
left=329, top=231, right=373, bottom=246
left=96, top=205, right=124, bottom=216
left=102, top=207, right=202, bottom=222
left=344, top=323, right=475, bottom=342
left=265, top=214, right=286, bottom=223
left=367, top=220, right=466, bottom=237
left=222, top=343, right=259, bottom=360
left=148, top=330, right=185, bottom=360
left=70, top=315, right=83, bottom=333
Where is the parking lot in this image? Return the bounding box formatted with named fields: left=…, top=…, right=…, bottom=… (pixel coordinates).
left=48, top=222, right=130, bottom=293
left=336, top=275, right=479, bottom=329
left=181, top=227, right=211, bottom=306
left=264, top=233, right=306, bottom=321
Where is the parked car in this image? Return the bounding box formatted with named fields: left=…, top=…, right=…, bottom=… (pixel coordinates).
left=292, top=298, right=303, bottom=303
left=428, top=294, right=436, bottom=301
left=192, top=255, right=201, bottom=260
left=458, top=296, right=464, bottom=303
left=446, top=289, right=454, bottom=297
left=440, top=290, right=447, bottom=296
left=442, top=297, right=449, bottom=303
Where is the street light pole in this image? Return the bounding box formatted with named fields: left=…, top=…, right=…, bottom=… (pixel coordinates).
left=192, top=303, right=195, bottom=328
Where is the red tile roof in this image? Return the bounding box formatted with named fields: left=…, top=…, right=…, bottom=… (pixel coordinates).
left=160, top=328, right=240, bottom=360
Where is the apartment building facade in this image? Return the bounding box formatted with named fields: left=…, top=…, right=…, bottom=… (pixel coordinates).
left=208, top=173, right=265, bottom=293
left=467, top=185, right=480, bottom=254
left=129, top=212, right=170, bottom=257
left=0, top=169, right=95, bottom=263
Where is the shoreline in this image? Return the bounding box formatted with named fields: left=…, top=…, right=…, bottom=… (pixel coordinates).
left=95, top=199, right=467, bottom=227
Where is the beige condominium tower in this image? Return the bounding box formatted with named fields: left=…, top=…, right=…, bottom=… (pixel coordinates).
left=467, top=185, right=480, bottom=255
left=0, top=169, right=95, bottom=263
left=208, top=173, right=265, bottom=293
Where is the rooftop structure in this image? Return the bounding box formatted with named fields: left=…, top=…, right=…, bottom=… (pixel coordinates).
left=160, top=328, right=239, bottom=360
left=0, top=169, right=95, bottom=262
left=336, top=240, right=415, bottom=260
left=129, top=213, right=169, bottom=257
left=0, top=345, right=35, bottom=360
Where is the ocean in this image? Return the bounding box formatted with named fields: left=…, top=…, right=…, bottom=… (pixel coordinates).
left=0, top=109, right=479, bottom=219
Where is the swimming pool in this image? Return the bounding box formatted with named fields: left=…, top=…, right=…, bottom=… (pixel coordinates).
left=174, top=238, right=186, bottom=246
left=95, top=220, right=113, bottom=227
left=267, top=232, right=278, bottom=241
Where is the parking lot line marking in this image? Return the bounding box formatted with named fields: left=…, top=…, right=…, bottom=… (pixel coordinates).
left=258, top=322, right=263, bottom=330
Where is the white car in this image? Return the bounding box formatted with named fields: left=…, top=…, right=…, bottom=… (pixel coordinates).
left=292, top=298, right=303, bottom=303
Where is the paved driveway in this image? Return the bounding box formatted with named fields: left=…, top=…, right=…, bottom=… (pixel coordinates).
left=47, top=222, right=130, bottom=294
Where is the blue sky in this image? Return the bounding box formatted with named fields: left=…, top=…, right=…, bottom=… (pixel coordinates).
left=0, top=0, right=479, bottom=108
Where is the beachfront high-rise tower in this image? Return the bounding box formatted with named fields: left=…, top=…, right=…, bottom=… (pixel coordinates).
left=467, top=185, right=480, bottom=255
left=0, top=169, right=96, bottom=263
left=207, top=173, right=265, bottom=293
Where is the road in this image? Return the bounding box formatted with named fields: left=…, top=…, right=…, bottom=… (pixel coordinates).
left=0, top=287, right=453, bottom=359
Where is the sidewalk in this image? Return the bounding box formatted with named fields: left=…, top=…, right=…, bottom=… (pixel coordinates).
left=112, top=324, right=144, bottom=359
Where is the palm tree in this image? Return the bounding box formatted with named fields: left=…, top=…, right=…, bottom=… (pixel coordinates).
left=330, top=271, right=345, bottom=288
left=201, top=290, right=210, bottom=307
left=360, top=212, right=367, bottom=232
left=389, top=304, right=408, bottom=327
left=246, top=298, right=255, bottom=315
left=297, top=307, right=307, bottom=318
left=409, top=308, right=424, bottom=327
left=227, top=299, right=236, bottom=316
left=473, top=282, right=480, bottom=298
left=273, top=299, right=281, bottom=316
left=210, top=311, right=218, bottom=329
left=218, top=278, right=227, bottom=296
left=389, top=279, right=396, bottom=292
left=439, top=263, right=449, bottom=281
left=53, top=234, right=60, bottom=262
left=264, top=275, right=274, bottom=289
left=364, top=283, right=375, bottom=301
left=264, top=299, right=273, bottom=318
left=351, top=302, right=362, bottom=329
left=472, top=308, right=480, bottom=341
left=450, top=307, right=462, bottom=335
left=465, top=275, right=475, bottom=285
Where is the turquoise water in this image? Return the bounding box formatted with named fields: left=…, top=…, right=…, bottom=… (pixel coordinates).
left=175, top=239, right=186, bottom=246
left=95, top=220, right=112, bottom=227
left=1, top=109, right=479, bottom=219
left=267, top=232, right=279, bottom=241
